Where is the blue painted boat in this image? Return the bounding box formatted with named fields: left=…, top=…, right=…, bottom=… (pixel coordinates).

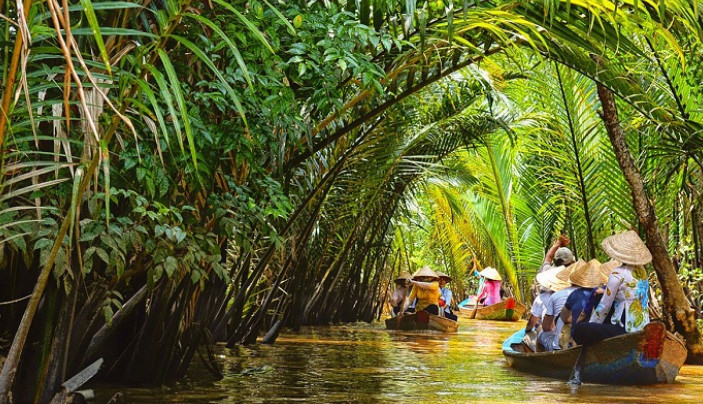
left=502, top=322, right=687, bottom=384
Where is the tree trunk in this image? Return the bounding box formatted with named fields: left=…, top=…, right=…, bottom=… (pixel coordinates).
left=595, top=80, right=703, bottom=363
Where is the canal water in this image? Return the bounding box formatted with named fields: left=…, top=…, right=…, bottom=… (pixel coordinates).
left=93, top=320, right=703, bottom=403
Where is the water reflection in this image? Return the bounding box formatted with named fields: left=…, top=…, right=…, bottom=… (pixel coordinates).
left=92, top=320, right=703, bottom=403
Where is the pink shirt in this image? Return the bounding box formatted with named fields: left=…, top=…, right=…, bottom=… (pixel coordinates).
left=477, top=279, right=502, bottom=306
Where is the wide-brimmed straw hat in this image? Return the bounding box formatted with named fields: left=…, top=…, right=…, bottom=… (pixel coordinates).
left=569, top=259, right=606, bottom=288
left=554, top=247, right=575, bottom=264
left=436, top=271, right=452, bottom=282
left=559, top=259, right=586, bottom=282
left=413, top=266, right=439, bottom=280
left=601, top=230, right=652, bottom=265
left=536, top=266, right=570, bottom=292
left=479, top=266, right=502, bottom=281
left=599, top=260, right=620, bottom=279
left=394, top=272, right=412, bottom=284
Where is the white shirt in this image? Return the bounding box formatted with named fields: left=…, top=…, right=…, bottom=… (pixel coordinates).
left=531, top=291, right=552, bottom=320
left=545, top=286, right=577, bottom=350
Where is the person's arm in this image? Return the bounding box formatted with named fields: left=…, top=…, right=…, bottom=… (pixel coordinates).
left=559, top=306, right=571, bottom=325
left=543, top=243, right=560, bottom=265
left=445, top=289, right=453, bottom=308
left=401, top=287, right=417, bottom=313
left=525, top=315, right=540, bottom=332
left=590, top=273, right=623, bottom=324
left=390, top=289, right=402, bottom=307
left=543, top=234, right=570, bottom=264
left=542, top=314, right=555, bottom=331
left=476, top=282, right=488, bottom=302
left=410, top=280, right=438, bottom=290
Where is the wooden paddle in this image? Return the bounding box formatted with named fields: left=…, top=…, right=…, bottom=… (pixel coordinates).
left=469, top=300, right=479, bottom=319
left=568, top=346, right=587, bottom=385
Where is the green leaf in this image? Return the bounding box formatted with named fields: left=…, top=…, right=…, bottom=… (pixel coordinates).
left=168, top=35, right=248, bottom=128
left=145, top=65, right=183, bottom=152
left=184, top=12, right=253, bottom=89
left=33, top=238, right=52, bottom=251
left=164, top=256, right=178, bottom=278
left=80, top=0, right=112, bottom=75
left=158, top=49, right=197, bottom=171
left=95, top=247, right=110, bottom=265
left=191, top=268, right=201, bottom=284
left=212, top=0, right=274, bottom=53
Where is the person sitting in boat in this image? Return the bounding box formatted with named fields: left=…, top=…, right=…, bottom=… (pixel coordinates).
left=476, top=267, right=502, bottom=306
left=537, top=260, right=585, bottom=351
left=572, top=231, right=652, bottom=346
left=557, top=259, right=607, bottom=348
left=390, top=272, right=412, bottom=317
left=530, top=234, right=575, bottom=304
left=540, top=234, right=575, bottom=274
left=437, top=272, right=458, bottom=321
left=522, top=265, right=571, bottom=351
left=402, top=266, right=441, bottom=315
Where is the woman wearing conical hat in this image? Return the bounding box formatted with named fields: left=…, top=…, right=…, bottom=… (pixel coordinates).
left=390, top=273, right=412, bottom=317
left=401, top=266, right=441, bottom=315
left=476, top=267, right=503, bottom=306
left=573, top=231, right=652, bottom=346
left=557, top=259, right=608, bottom=348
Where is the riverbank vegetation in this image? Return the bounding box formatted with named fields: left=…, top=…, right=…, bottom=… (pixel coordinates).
left=1, top=0, right=702, bottom=402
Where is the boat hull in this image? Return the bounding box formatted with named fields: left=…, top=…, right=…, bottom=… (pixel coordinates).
left=502, top=322, right=687, bottom=384
left=385, top=313, right=458, bottom=333
left=458, top=300, right=526, bottom=322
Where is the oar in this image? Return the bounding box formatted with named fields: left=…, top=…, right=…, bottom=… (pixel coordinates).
left=469, top=300, right=479, bottom=319
left=568, top=345, right=587, bottom=385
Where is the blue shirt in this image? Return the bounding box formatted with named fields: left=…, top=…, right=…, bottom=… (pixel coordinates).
left=439, top=287, right=453, bottom=313
left=564, top=287, right=594, bottom=331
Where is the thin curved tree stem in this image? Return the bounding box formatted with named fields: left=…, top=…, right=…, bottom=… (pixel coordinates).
left=554, top=62, right=596, bottom=258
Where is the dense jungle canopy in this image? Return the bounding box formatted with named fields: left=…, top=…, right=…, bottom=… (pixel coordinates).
left=1, top=0, right=703, bottom=402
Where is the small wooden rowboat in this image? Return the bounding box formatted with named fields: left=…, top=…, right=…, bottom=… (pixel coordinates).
left=502, top=322, right=687, bottom=384
left=384, top=312, right=458, bottom=333
left=458, top=298, right=526, bottom=322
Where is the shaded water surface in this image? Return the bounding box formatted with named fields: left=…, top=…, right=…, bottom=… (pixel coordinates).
left=93, top=321, right=703, bottom=403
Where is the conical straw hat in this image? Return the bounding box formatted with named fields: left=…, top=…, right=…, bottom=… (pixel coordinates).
left=569, top=259, right=606, bottom=288
left=478, top=266, right=502, bottom=281
left=599, top=260, right=620, bottom=279
left=413, top=266, right=439, bottom=279
left=394, top=272, right=412, bottom=283
left=601, top=230, right=652, bottom=265
left=436, top=271, right=452, bottom=282
left=536, top=266, right=570, bottom=292
left=557, top=259, right=586, bottom=282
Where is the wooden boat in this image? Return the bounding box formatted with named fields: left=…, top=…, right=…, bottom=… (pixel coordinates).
left=384, top=312, right=458, bottom=333
left=458, top=298, right=526, bottom=322
left=502, top=322, right=687, bottom=384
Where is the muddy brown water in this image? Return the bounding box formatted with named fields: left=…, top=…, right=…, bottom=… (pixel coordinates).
left=92, top=320, right=703, bottom=403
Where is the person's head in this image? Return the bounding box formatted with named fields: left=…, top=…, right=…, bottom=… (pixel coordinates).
left=554, top=247, right=575, bottom=266
left=394, top=272, right=412, bottom=287
left=601, top=230, right=652, bottom=266
left=412, top=266, right=439, bottom=283
left=536, top=266, right=569, bottom=292
left=569, top=259, right=606, bottom=289
left=436, top=272, right=452, bottom=287
left=478, top=266, right=502, bottom=282
left=598, top=260, right=620, bottom=281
